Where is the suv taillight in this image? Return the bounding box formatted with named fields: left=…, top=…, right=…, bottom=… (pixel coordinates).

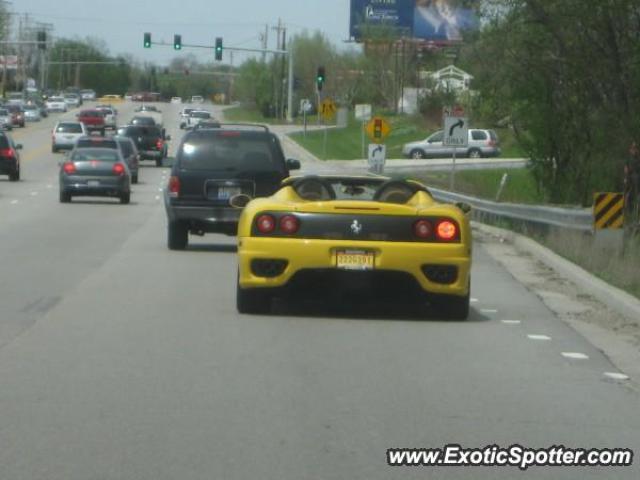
left=156, top=139, right=164, bottom=150
left=168, top=176, right=180, bottom=198
left=0, top=147, right=15, bottom=158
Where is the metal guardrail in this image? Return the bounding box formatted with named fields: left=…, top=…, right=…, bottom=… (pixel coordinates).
left=429, top=187, right=593, bottom=232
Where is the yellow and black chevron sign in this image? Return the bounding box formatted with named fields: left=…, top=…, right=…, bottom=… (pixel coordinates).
left=593, top=192, right=624, bottom=230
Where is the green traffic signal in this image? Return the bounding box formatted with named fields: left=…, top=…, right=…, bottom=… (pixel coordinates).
left=215, top=37, right=223, bottom=61
left=174, top=34, right=182, bottom=50
left=316, top=66, right=325, bottom=91
left=144, top=32, right=151, bottom=48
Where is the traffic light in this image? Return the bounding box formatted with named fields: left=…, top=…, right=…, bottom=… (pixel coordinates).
left=144, top=32, right=151, bottom=48
left=316, top=66, right=325, bottom=91
left=215, top=37, right=223, bottom=61
left=174, top=34, right=182, bottom=50
left=37, top=31, right=46, bottom=50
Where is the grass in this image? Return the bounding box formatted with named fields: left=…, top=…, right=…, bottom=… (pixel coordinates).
left=410, top=168, right=546, bottom=204
left=541, top=230, right=640, bottom=300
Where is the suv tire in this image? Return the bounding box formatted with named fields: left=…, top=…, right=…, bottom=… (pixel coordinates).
left=168, top=221, right=188, bottom=250
left=467, top=148, right=482, bottom=159
left=120, top=192, right=131, bottom=204
left=410, top=149, right=426, bottom=159
left=59, top=190, right=71, bottom=203
left=8, top=169, right=19, bottom=181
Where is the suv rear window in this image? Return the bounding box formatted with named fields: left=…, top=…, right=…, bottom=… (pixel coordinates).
left=56, top=123, right=83, bottom=133
left=76, top=138, right=118, bottom=149
left=191, top=111, right=211, bottom=119
left=178, top=132, right=284, bottom=172
left=118, top=126, right=162, bottom=137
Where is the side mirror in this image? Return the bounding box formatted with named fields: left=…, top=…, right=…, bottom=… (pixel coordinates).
left=456, top=202, right=472, bottom=214
left=229, top=194, right=252, bottom=209
left=161, top=157, right=175, bottom=168
left=15, top=144, right=22, bottom=150
left=286, top=158, right=301, bottom=170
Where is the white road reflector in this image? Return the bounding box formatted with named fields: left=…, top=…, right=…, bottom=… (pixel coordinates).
left=603, top=372, right=629, bottom=381
left=10, top=200, right=18, bottom=205
left=502, top=320, right=521, bottom=325
left=470, top=298, right=479, bottom=303
left=562, top=352, right=589, bottom=360
left=481, top=309, right=498, bottom=314
left=528, top=334, right=551, bottom=341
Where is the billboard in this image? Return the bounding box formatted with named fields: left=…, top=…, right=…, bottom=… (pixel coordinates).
left=350, top=0, right=479, bottom=42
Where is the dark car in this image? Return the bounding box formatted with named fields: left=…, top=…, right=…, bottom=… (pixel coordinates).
left=163, top=124, right=301, bottom=250
left=6, top=105, right=25, bottom=128
left=59, top=147, right=131, bottom=204
left=130, top=116, right=156, bottom=127
left=116, top=125, right=169, bottom=166
left=0, top=132, right=23, bottom=181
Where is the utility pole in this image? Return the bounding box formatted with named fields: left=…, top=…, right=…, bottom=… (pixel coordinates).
left=272, top=19, right=285, bottom=119
left=286, top=39, right=293, bottom=123
left=259, top=24, right=269, bottom=63
left=280, top=27, right=287, bottom=119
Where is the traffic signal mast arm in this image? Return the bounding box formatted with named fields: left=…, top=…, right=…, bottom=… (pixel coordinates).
left=142, top=35, right=286, bottom=55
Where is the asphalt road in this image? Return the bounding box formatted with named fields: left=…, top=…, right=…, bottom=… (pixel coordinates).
left=0, top=103, right=638, bottom=480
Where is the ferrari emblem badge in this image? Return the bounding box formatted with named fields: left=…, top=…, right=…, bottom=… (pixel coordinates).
left=350, top=220, right=363, bottom=235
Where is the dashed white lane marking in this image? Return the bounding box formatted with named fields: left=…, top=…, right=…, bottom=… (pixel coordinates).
left=502, top=320, right=521, bottom=325
left=30, top=191, right=38, bottom=196
left=604, top=372, right=630, bottom=381
left=562, top=352, right=589, bottom=360
left=528, top=334, right=551, bottom=341
left=46, top=184, right=53, bottom=189
left=155, top=196, right=160, bottom=201
left=158, top=188, right=163, bottom=192
left=481, top=309, right=498, bottom=314
left=10, top=200, right=18, bottom=205
left=471, top=298, right=479, bottom=303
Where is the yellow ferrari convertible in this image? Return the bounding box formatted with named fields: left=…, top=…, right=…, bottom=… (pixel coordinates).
left=236, top=175, right=472, bottom=319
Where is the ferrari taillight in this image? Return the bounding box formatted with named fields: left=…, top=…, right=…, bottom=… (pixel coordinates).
left=279, top=215, right=300, bottom=234
left=436, top=220, right=458, bottom=241
left=413, top=220, right=433, bottom=239
left=256, top=214, right=276, bottom=234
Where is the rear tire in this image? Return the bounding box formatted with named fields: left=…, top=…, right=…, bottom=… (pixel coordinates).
left=410, top=149, right=426, bottom=159
left=467, top=148, right=482, bottom=159
left=59, top=190, right=71, bottom=203
left=120, top=192, right=131, bottom=204
left=52, top=145, right=58, bottom=153
left=167, top=221, right=188, bottom=250
left=236, top=276, right=273, bottom=315
left=432, top=290, right=470, bottom=320
left=8, top=169, right=19, bottom=182
left=132, top=174, right=138, bottom=184
left=156, top=158, right=162, bottom=167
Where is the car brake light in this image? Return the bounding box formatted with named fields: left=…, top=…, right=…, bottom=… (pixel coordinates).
left=413, top=219, right=433, bottom=239
left=256, top=214, right=276, bottom=234
left=168, top=176, right=180, bottom=197
left=0, top=147, right=15, bottom=158
left=112, top=163, right=126, bottom=175
left=156, top=139, right=164, bottom=150
left=279, top=215, right=300, bottom=234
left=488, top=139, right=497, bottom=147
left=63, top=162, right=76, bottom=174
left=436, top=220, right=458, bottom=241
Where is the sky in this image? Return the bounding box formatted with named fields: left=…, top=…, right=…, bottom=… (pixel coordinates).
left=12, top=0, right=354, bottom=65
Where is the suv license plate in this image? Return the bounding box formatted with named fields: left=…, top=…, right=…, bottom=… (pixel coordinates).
left=218, top=187, right=241, bottom=200
left=336, top=250, right=375, bottom=271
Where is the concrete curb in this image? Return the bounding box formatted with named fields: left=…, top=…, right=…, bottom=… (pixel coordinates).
left=472, top=221, right=640, bottom=322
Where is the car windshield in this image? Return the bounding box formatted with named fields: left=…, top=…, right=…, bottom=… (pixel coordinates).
left=71, top=148, right=119, bottom=162
left=178, top=132, right=283, bottom=172
left=56, top=123, right=83, bottom=133
left=191, top=111, right=210, bottom=119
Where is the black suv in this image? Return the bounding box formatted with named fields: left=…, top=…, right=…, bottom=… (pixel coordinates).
left=117, top=125, right=169, bottom=167
left=0, top=132, right=23, bottom=181
left=164, top=124, right=300, bottom=250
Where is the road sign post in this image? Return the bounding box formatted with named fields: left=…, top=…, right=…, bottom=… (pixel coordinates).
left=320, top=98, right=336, bottom=160
left=368, top=144, right=386, bottom=174
left=593, top=192, right=625, bottom=253
left=355, top=104, right=372, bottom=159
left=443, top=110, right=468, bottom=192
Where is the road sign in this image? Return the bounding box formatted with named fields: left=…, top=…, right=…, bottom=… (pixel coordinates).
left=443, top=116, right=468, bottom=147
left=365, top=116, right=391, bottom=144
left=368, top=144, right=386, bottom=173
left=355, top=104, right=372, bottom=121
left=320, top=98, right=336, bottom=120
left=443, top=105, right=465, bottom=117
left=594, top=192, right=624, bottom=229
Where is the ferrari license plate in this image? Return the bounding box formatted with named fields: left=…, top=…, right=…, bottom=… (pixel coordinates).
left=336, top=250, right=375, bottom=271
left=218, top=187, right=241, bottom=199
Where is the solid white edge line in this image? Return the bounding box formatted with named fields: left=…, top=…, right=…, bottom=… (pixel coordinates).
left=481, top=309, right=498, bottom=314
left=470, top=298, right=479, bottom=303
left=502, top=320, right=521, bottom=325
left=561, top=352, right=589, bottom=360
